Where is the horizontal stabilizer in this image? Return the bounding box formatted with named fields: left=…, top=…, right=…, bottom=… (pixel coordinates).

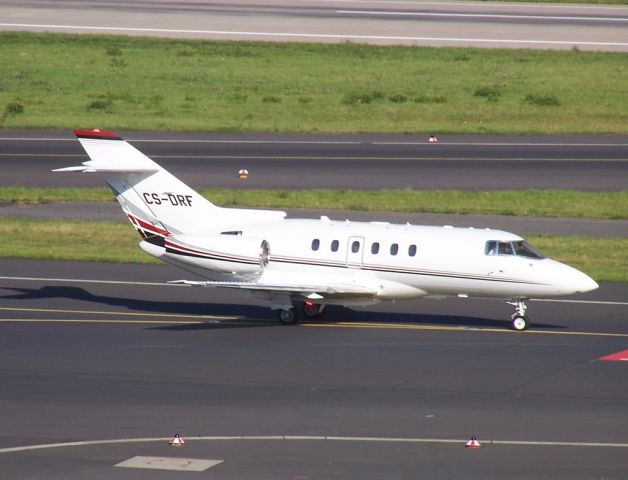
left=53, top=165, right=158, bottom=173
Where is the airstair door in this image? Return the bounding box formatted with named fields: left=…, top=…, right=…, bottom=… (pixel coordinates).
left=346, top=236, right=365, bottom=268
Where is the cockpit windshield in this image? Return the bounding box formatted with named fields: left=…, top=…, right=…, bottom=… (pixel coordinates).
left=512, top=241, right=545, bottom=259
left=486, top=240, right=545, bottom=259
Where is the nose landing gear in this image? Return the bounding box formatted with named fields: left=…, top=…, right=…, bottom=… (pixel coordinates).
left=507, top=298, right=529, bottom=331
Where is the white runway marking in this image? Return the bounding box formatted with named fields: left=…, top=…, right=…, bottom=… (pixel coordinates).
left=317, top=0, right=628, bottom=12
left=337, top=10, right=628, bottom=22
left=1, top=23, right=627, bottom=48
left=1, top=434, right=628, bottom=454
left=0, top=275, right=178, bottom=288
left=533, top=298, right=628, bottom=307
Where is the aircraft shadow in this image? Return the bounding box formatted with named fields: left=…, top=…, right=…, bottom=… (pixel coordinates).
left=1, top=285, right=564, bottom=331
left=0, top=285, right=272, bottom=321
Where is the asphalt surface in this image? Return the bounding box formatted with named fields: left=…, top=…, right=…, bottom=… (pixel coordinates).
left=1, top=130, right=626, bottom=478
left=1, top=0, right=627, bottom=51
left=2, top=130, right=628, bottom=191
left=0, top=259, right=627, bottom=479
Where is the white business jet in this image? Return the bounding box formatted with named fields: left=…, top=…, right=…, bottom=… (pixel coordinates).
left=55, top=129, right=599, bottom=331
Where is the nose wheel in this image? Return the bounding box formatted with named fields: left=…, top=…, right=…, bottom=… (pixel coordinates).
left=507, top=299, right=530, bottom=331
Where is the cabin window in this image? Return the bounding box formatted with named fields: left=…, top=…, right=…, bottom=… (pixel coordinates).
left=351, top=241, right=360, bottom=253
left=390, top=243, right=399, bottom=255
left=371, top=242, right=380, bottom=254
left=408, top=244, right=417, bottom=257
left=331, top=240, right=339, bottom=252
left=311, top=239, right=320, bottom=251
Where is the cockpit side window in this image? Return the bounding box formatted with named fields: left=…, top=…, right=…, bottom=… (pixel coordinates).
left=486, top=240, right=545, bottom=259
left=498, top=242, right=514, bottom=255
left=513, top=241, right=545, bottom=259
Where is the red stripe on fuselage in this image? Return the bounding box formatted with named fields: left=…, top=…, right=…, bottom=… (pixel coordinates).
left=127, top=214, right=170, bottom=236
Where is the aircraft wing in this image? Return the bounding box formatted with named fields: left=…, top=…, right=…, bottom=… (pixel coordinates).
left=168, top=279, right=377, bottom=298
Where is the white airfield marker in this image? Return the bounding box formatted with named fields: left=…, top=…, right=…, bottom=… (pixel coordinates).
left=114, top=456, right=223, bottom=472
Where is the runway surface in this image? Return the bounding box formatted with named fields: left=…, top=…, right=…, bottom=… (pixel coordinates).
left=2, top=130, right=628, bottom=191
left=1, top=0, right=628, bottom=51
left=0, top=259, right=627, bottom=479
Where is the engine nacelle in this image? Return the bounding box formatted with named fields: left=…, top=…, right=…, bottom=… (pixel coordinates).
left=163, top=234, right=270, bottom=274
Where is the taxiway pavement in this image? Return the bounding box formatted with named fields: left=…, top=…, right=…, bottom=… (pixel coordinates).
left=0, top=259, right=627, bottom=479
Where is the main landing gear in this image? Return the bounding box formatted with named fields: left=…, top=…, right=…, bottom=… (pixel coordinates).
left=277, top=301, right=326, bottom=325
left=507, top=298, right=530, bottom=331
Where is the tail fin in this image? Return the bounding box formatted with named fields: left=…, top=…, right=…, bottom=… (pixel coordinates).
left=55, top=129, right=284, bottom=237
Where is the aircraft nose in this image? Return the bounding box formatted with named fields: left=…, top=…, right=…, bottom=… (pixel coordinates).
left=549, top=261, right=599, bottom=295
left=566, top=268, right=599, bottom=294
left=575, top=272, right=599, bottom=293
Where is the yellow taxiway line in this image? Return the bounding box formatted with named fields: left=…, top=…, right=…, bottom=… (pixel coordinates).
left=303, top=322, right=628, bottom=338
left=0, top=306, right=626, bottom=338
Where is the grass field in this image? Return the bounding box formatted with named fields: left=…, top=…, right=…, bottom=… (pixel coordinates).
left=1, top=32, right=627, bottom=134
left=494, top=0, right=627, bottom=3
left=2, top=187, right=627, bottom=220
left=1, top=217, right=625, bottom=282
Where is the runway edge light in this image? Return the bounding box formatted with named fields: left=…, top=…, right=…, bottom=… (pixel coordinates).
left=427, top=134, right=438, bottom=144
left=169, top=434, right=185, bottom=447
left=465, top=436, right=481, bottom=448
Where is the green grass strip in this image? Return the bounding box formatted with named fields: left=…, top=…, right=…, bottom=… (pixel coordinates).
left=491, top=0, right=627, bottom=3
left=2, top=187, right=627, bottom=220
left=1, top=217, right=626, bottom=282
left=1, top=32, right=628, bottom=134
left=204, top=188, right=628, bottom=220
left=0, top=187, right=114, bottom=204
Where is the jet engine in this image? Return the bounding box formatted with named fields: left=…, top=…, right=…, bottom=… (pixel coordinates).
left=159, top=234, right=270, bottom=275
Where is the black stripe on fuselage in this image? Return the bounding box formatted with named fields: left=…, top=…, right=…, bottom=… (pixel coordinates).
left=165, top=245, right=259, bottom=265
left=269, top=255, right=544, bottom=286
left=162, top=244, right=543, bottom=286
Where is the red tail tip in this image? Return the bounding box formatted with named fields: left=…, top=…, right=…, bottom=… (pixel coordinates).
left=73, top=129, right=122, bottom=140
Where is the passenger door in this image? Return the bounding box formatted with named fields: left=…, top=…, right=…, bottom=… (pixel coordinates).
left=346, top=236, right=365, bottom=268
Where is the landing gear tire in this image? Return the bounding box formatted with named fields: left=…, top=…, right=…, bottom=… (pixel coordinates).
left=303, top=301, right=324, bottom=318
left=507, top=298, right=529, bottom=332
left=278, top=308, right=297, bottom=325
left=512, top=315, right=529, bottom=332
